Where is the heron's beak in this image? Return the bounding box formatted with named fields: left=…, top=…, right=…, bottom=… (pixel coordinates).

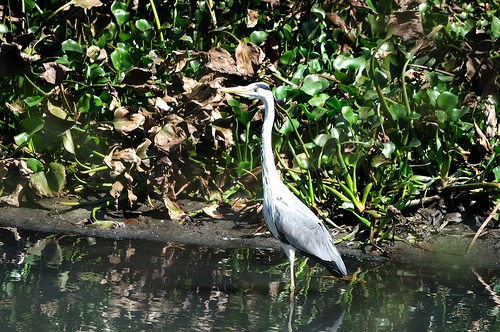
left=218, top=86, right=251, bottom=97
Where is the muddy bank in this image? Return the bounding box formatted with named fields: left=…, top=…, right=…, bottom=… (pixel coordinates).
left=0, top=198, right=499, bottom=271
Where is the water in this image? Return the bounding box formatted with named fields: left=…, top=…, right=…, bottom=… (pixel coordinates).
left=0, top=228, right=498, bottom=331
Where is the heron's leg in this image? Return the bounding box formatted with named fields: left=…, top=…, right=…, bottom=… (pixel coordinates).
left=285, top=246, right=296, bottom=298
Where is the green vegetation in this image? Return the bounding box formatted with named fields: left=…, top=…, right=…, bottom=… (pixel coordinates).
left=0, top=1, right=499, bottom=241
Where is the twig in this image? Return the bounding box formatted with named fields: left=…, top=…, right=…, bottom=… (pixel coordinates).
left=467, top=199, right=500, bottom=253
left=471, top=269, right=500, bottom=307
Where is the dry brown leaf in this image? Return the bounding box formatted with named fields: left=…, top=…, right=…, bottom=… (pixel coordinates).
left=110, top=181, right=124, bottom=200
left=235, top=41, right=265, bottom=76
left=474, top=120, right=493, bottom=152
left=154, top=121, right=186, bottom=153
left=87, top=45, right=108, bottom=64
left=482, top=103, right=497, bottom=139
left=387, top=11, right=423, bottom=41
left=163, top=195, right=185, bottom=221
left=113, top=107, right=146, bottom=134
left=121, top=68, right=152, bottom=86
left=246, top=9, right=259, bottom=28
left=202, top=47, right=239, bottom=75
left=0, top=183, right=24, bottom=207
left=203, top=204, right=223, bottom=219
left=112, top=148, right=141, bottom=164
left=40, top=62, right=72, bottom=85
left=72, top=0, right=103, bottom=9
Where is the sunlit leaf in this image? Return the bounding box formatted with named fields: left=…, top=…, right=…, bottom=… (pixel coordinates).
left=135, top=19, right=152, bottom=31
left=111, top=1, right=129, bottom=26
left=279, top=50, right=296, bottom=66
left=492, top=16, right=500, bottom=38
left=24, top=95, right=45, bottom=107
left=29, top=172, right=53, bottom=197
left=300, top=75, right=328, bottom=96
left=333, top=54, right=366, bottom=70
left=61, top=39, right=84, bottom=54
left=63, top=129, right=75, bottom=154
left=110, top=48, right=133, bottom=72
left=279, top=118, right=300, bottom=134
left=250, top=31, right=268, bottom=45
left=72, top=0, right=102, bottom=9
left=314, top=134, right=332, bottom=147
left=381, top=142, right=396, bottom=158
left=26, top=158, right=44, bottom=173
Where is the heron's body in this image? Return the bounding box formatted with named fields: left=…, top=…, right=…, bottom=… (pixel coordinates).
left=220, top=82, right=347, bottom=296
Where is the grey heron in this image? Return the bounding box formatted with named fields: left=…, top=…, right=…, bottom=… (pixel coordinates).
left=219, top=82, right=347, bottom=297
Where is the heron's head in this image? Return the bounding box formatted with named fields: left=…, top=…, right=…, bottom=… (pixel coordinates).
left=219, top=82, right=273, bottom=102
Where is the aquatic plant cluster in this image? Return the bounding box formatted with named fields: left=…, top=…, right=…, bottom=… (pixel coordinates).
left=0, top=1, right=498, bottom=239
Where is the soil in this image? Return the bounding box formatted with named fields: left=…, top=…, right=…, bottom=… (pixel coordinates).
left=0, top=197, right=499, bottom=270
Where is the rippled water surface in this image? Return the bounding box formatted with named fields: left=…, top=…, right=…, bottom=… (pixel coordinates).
left=0, top=228, right=498, bottom=331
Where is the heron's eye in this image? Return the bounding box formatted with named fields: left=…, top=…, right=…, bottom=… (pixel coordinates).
left=253, top=87, right=259, bottom=92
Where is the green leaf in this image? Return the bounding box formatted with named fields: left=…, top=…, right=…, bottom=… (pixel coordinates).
left=24, top=95, right=45, bottom=107
left=341, top=106, right=358, bottom=125
left=48, top=162, right=66, bottom=193
left=300, top=75, right=328, bottom=96
left=135, top=19, right=152, bottom=31
left=111, top=1, right=130, bottom=26
left=333, top=54, right=366, bottom=70
left=279, top=50, right=296, bottom=66
left=381, top=142, right=396, bottom=158
left=14, top=132, right=29, bottom=146
left=314, top=134, right=332, bottom=147
left=436, top=110, right=448, bottom=124
left=0, top=23, right=8, bottom=33
left=279, top=118, right=300, bottom=134
left=492, top=16, right=500, bottom=38
left=61, top=39, right=84, bottom=54
left=250, top=31, right=268, bottom=45
left=26, top=158, right=44, bottom=173
left=388, top=104, right=407, bottom=120
left=308, top=93, right=329, bottom=107
left=437, top=92, right=458, bottom=112
left=29, top=172, right=53, bottom=197
left=110, top=48, right=133, bottom=72
left=63, top=129, right=75, bottom=154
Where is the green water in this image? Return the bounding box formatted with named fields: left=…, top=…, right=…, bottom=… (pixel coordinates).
left=0, top=228, right=498, bottom=331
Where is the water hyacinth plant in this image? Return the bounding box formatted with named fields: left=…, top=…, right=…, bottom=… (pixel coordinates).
left=0, top=0, right=498, bottom=241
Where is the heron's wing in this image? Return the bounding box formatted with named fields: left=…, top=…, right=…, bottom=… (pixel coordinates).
left=271, top=187, right=346, bottom=276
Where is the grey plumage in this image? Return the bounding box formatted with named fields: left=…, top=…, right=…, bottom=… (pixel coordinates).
left=219, top=82, right=347, bottom=297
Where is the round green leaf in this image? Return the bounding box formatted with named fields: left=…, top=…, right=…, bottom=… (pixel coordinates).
left=26, top=158, right=44, bottom=173
left=279, top=118, right=300, bottom=134
left=308, top=93, right=329, bottom=107
left=492, top=16, right=500, bottom=38
left=437, top=92, right=458, bottom=112
left=111, top=1, right=129, bottom=26
left=300, top=75, right=328, bottom=96
left=314, top=134, right=332, bottom=147
left=110, top=48, right=133, bottom=72
left=388, top=104, right=407, bottom=120
left=0, top=23, right=8, bottom=33
left=250, top=31, right=268, bottom=45
left=61, top=39, right=84, bottom=54
left=135, top=19, right=152, bottom=31
left=333, top=54, right=366, bottom=70
left=279, top=50, right=296, bottom=66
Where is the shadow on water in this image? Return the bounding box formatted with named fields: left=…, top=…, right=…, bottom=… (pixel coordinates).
left=0, top=227, right=498, bottom=331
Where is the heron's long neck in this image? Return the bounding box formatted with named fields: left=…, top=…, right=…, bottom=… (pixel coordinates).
left=261, top=97, right=280, bottom=187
